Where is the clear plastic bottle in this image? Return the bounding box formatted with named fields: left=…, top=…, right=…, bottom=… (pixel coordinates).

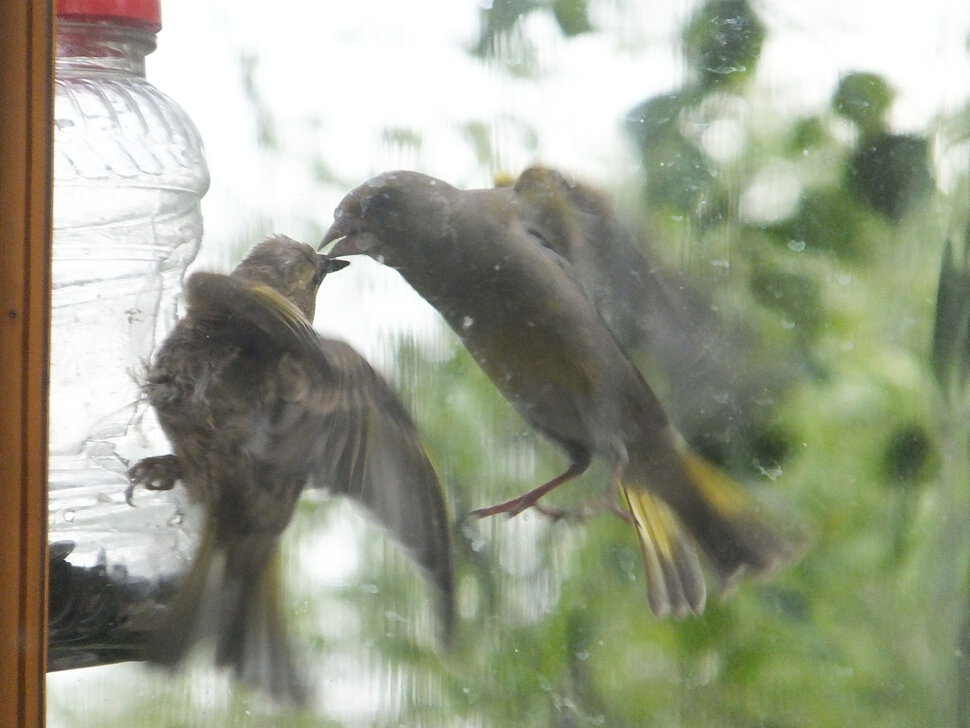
left=49, top=0, right=209, bottom=571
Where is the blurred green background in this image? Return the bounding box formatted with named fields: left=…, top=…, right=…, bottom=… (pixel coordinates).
left=48, top=0, right=970, bottom=726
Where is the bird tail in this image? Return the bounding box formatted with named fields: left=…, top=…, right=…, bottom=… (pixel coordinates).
left=148, top=523, right=307, bottom=706
left=620, top=484, right=706, bottom=617
left=622, top=449, right=796, bottom=618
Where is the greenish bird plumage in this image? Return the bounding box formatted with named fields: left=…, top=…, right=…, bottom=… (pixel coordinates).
left=322, top=172, right=796, bottom=618
left=127, top=234, right=454, bottom=704
left=508, top=166, right=792, bottom=463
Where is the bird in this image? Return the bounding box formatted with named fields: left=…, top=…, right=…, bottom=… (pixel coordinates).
left=320, top=171, right=796, bottom=618
left=126, top=234, right=454, bottom=704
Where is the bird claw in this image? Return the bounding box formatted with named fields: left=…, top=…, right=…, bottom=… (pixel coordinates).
left=533, top=496, right=630, bottom=524
left=470, top=491, right=632, bottom=524
left=468, top=496, right=572, bottom=522
left=468, top=495, right=536, bottom=520
left=468, top=460, right=591, bottom=522
left=125, top=454, right=182, bottom=506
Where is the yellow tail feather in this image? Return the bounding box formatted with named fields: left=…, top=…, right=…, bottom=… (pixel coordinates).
left=652, top=447, right=797, bottom=588
left=681, top=450, right=757, bottom=518
left=621, top=484, right=706, bottom=618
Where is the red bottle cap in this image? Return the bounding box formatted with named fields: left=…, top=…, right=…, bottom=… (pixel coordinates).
left=56, top=0, right=162, bottom=33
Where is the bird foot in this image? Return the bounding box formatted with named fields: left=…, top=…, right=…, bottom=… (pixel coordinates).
left=469, top=494, right=620, bottom=524
left=469, top=493, right=543, bottom=520
left=469, top=460, right=590, bottom=521
left=539, top=495, right=635, bottom=524
left=125, top=454, right=182, bottom=506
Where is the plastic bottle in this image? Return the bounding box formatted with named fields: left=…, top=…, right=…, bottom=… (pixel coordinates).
left=49, top=0, right=209, bottom=571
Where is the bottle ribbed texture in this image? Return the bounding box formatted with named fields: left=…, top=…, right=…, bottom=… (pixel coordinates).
left=49, top=19, right=209, bottom=572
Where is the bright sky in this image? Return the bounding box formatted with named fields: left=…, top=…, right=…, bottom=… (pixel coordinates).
left=153, top=0, right=970, bottom=180
left=149, top=0, right=970, bottom=360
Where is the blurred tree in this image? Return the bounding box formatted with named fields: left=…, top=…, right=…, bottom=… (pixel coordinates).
left=474, top=0, right=594, bottom=57
left=683, top=0, right=765, bottom=91
left=834, top=72, right=934, bottom=221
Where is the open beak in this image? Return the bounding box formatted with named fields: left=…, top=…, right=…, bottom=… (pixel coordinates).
left=319, top=215, right=355, bottom=253
left=319, top=215, right=383, bottom=257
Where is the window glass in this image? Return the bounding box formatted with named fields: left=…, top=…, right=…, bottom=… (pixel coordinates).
left=47, top=1, right=970, bottom=726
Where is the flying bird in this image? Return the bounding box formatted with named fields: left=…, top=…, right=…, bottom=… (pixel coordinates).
left=127, top=234, right=454, bottom=703
left=322, top=173, right=795, bottom=618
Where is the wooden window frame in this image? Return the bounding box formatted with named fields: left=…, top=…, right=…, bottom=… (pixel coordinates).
left=0, top=2, right=54, bottom=727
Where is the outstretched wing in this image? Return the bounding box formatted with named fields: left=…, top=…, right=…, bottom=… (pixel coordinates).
left=307, top=339, right=455, bottom=641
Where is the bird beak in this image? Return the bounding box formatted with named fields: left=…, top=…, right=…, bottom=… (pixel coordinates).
left=319, top=217, right=350, bottom=250
left=318, top=255, right=350, bottom=274
left=319, top=215, right=382, bottom=257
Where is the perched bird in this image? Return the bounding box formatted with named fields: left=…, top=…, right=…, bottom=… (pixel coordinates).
left=321, top=172, right=795, bottom=618
left=507, top=165, right=791, bottom=464
left=127, top=235, right=454, bottom=704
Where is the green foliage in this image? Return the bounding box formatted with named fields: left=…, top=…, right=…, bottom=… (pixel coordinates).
left=380, top=126, right=423, bottom=152
left=240, top=51, right=279, bottom=151
left=933, top=235, right=970, bottom=391
left=473, top=0, right=594, bottom=70
left=833, top=72, right=895, bottom=134
left=846, top=134, right=933, bottom=220
left=551, top=0, right=593, bottom=37
left=683, top=0, right=766, bottom=91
